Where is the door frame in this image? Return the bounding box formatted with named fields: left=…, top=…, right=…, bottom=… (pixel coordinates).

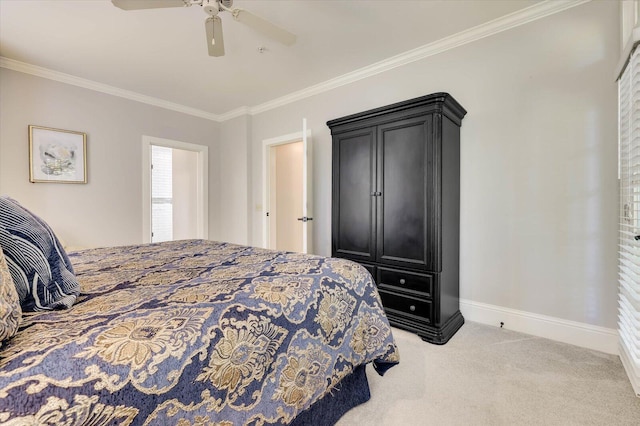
left=142, top=135, right=209, bottom=243
left=261, top=129, right=312, bottom=250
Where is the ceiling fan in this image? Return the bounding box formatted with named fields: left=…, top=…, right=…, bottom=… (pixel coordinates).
left=111, top=0, right=297, bottom=57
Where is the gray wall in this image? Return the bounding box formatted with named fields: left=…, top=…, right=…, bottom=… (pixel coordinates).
left=218, top=114, right=252, bottom=245
left=0, top=1, right=620, bottom=331
left=247, top=1, right=620, bottom=329
left=0, top=69, right=220, bottom=248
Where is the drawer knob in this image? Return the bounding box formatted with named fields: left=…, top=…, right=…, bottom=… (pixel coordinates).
left=409, top=305, right=416, bottom=312
left=399, top=278, right=406, bottom=285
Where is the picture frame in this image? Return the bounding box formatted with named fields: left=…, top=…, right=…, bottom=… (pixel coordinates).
left=29, top=125, right=87, bottom=184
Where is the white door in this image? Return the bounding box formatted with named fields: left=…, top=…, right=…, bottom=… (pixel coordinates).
left=301, top=118, right=313, bottom=253
left=262, top=119, right=313, bottom=253
left=270, top=141, right=303, bottom=252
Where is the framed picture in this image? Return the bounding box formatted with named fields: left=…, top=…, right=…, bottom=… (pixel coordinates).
left=29, top=125, right=87, bottom=183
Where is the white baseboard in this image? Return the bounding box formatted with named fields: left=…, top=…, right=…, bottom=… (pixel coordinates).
left=619, top=342, right=640, bottom=396
left=459, top=299, right=619, bottom=355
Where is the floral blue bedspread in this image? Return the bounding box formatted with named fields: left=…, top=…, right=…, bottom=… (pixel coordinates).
left=0, top=240, right=399, bottom=425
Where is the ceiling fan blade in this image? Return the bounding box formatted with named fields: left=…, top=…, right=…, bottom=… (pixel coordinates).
left=112, top=0, right=188, bottom=10
left=232, top=9, right=296, bottom=46
left=205, top=16, right=225, bottom=57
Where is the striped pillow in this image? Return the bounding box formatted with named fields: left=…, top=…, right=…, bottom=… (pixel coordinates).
left=0, top=245, right=21, bottom=346
left=0, top=197, right=79, bottom=311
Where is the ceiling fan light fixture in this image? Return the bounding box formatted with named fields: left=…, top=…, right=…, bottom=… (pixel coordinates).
left=112, top=0, right=295, bottom=57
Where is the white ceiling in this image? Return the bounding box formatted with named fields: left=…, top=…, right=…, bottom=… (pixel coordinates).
left=0, top=0, right=542, bottom=117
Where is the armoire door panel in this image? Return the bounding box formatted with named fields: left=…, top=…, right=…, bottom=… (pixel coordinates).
left=332, top=129, right=376, bottom=261
left=376, top=116, right=433, bottom=270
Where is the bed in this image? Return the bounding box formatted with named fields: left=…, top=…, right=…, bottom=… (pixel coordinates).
left=0, top=239, right=399, bottom=425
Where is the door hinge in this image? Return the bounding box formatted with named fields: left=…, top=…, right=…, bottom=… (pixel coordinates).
left=266, top=212, right=270, bottom=217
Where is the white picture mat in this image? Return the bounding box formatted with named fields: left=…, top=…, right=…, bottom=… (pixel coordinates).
left=30, top=126, right=86, bottom=183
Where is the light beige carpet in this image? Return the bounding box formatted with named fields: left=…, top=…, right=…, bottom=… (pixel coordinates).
left=337, top=322, right=640, bottom=425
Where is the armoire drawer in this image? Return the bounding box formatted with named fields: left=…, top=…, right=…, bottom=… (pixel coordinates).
left=378, top=289, right=432, bottom=322
left=377, top=267, right=433, bottom=297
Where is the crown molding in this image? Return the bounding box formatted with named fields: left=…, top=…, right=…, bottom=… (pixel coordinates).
left=0, top=57, right=221, bottom=122
left=247, top=0, right=590, bottom=117
left=0, top=0, right=589, bottom=123
left=217, top=106, right=252, bottom=122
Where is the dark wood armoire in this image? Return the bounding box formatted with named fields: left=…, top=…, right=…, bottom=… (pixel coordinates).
left=327, top=93, right=466, bottom=344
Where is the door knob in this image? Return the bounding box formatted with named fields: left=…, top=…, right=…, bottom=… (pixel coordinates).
left=297, top=217, right=313, bottom=222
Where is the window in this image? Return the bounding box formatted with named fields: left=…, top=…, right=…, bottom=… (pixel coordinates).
left=618, top=45, right=640, bottom=397
left=142, top=136, right=209, bottom=244
left=151, top=145, right=173, bottom=243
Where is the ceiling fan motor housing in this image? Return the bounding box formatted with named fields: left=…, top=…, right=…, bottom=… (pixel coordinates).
left=203, top=0, right=232, bottom=16
left=203, top=0, right=219, bottom=16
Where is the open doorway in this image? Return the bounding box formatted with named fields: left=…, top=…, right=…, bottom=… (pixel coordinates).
left=142, top=136, right=208, bottom=243
left=150, top=145, right=200, bottom=242
left=268, top=141, right=303, bottom=252
left=262, top=122, right=312, bottom=253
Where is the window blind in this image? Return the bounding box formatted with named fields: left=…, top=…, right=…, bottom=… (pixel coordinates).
left=619, top=47, right=640, bottom=397
left=151, top=145, right=173, bottom=243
